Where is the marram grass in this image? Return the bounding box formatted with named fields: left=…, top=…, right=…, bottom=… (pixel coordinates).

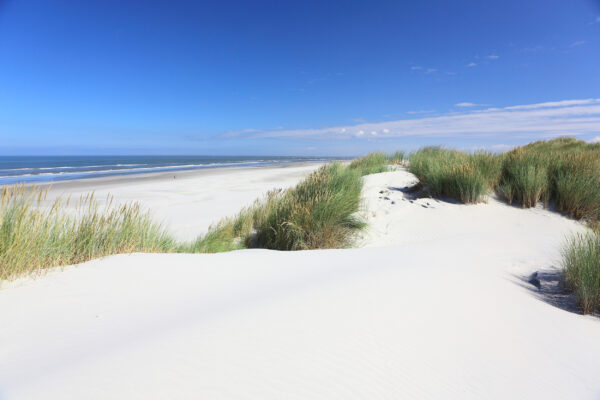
left=348, top=152, right=389, bottom=175
left=2, top=154, right=390, bottom=280
left=409, top=138, right=600, bottom=222
left=255, top=162, right=365, bottom=250
left=0, top=186, right=176, bottom=280
left=409, top=147, right=500, bottom=203
left=499, top=149, right=549, bottom=208
left=500, top=137, right=600, bottom=213
left=562, top=232, right=600, bottom=314
left=387, top=151, right=407, bottom=165
left=195, top=154, right=389, bottom=251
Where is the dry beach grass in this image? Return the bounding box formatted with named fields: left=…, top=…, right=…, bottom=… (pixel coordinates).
left=0, top=186, right=176, bottom=280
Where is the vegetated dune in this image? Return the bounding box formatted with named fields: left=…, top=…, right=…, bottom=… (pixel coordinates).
left=1, top=168, right=599, bottom=399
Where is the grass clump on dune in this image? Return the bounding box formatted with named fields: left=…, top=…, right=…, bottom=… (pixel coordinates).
left=553, top=154, right=600, bottom=221
left=255, top=152, right=398, bottom=250
left=255, top=162, right=365, bottom=250
left=348, top=152, right=389, bottom=175
left=182, top=191, right=277, bottom=253
left=0, top=186, right=176, bottom=280
left=387, top=151, right=407, bottom=165
left=192, top=153, right=389, bottom=252
left=562, top=232, right=600, bottom=314
left=409, top=138, right=600, bottom=224
left=498, top=150, right=549, bottom=207
left=409, top=147, right=500, bottom=203
left=499, top=138, right=600, bottom=214
left=182, top=223, right=245, bottom=253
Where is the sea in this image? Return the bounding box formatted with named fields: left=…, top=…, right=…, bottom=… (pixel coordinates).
left=0, top=156, right=337, bottom=186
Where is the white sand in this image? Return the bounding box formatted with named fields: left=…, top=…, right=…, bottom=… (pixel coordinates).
left=1, top=167, right=600, bottom=399
left=40, top=163, right=324, bottom=241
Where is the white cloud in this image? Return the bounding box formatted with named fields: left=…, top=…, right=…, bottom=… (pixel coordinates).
left=505, top=99, right=598, bottom=110
left=590, top=136, right=600, bottom=143
left=219, top=128, right=260, bottom=138
left=521, top=45, right=545, bottom=53
left=487, top=54, right=500, bottom=60
left=238, top=98, right=600, bottom=140
left=570, top=40, right=586, bottom=47
left=411, top=66, right=443, bottom=75
left=406, top=110, right=436, bottom=115
left=455, top=102, right=481, bottom=108
left=467, top=62, right=477, bottom=67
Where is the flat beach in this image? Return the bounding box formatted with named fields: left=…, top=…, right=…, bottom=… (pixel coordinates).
left=38, top=162, right=326, bottom=241
left=1, top=164, right=599, bottom=399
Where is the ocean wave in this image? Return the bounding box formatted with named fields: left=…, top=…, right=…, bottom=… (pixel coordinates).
left=0, top=160, right=278, bottom=183
left=0, top=163, right=148, bottom=173
left=0, top=157, right=335, bottom=185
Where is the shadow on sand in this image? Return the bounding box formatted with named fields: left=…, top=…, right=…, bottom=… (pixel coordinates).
left=385, top=182, right=463, bottom=204
left=513, top=269, right=583, bottom=315
left=391, top=182, right=586, bottom=222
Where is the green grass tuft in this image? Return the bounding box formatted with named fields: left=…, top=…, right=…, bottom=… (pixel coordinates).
left=553, top=154, right=600, bottom=221
left=562, top=232, right=600, bottom=314
left=254, top=162, right=365, bottom=250
left=388, top=151, right=406, bottom=165
left=348, top=152, right=389, bottom=175
left=499, top=138, right=600, bottom=212
left=409, top=137, right=600, bottom=223
left=409, top=147, right=500, bottom=203
left=0, top=186, right=177, bottom=280
left=500, top=150, right=548, bottom=208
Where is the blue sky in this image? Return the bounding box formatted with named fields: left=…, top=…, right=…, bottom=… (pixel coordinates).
left=1, top=0, right=599, bottom=156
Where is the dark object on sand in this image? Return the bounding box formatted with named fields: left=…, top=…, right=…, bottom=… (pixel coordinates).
left=528, top=272, right=541, bottom=290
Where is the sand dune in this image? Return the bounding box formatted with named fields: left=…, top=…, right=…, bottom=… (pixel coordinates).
left=1, top=167, right=599, bottom=399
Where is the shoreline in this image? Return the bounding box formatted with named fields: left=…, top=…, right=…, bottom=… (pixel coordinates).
left=15, top=160, right=329, bottom=192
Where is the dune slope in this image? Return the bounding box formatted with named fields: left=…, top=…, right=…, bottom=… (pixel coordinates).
left=1, top=168, right=599, bottom=399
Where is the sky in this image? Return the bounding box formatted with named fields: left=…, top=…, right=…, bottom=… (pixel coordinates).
left=0, top=0, right=599, bottom=156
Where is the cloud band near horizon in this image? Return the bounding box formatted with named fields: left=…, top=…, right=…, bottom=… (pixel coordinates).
left=224, top=98, right=600, bottom=141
